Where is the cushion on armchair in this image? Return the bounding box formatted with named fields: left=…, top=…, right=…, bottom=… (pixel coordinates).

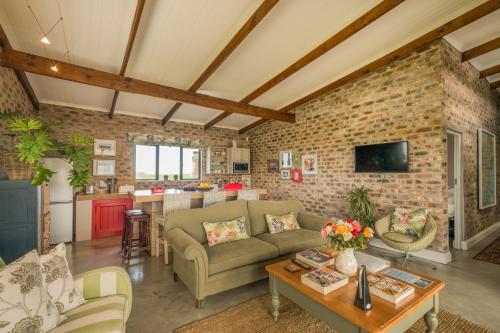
left=383, top=232, right=417, bottom=243
left=390, top=208, right=429, bottom=238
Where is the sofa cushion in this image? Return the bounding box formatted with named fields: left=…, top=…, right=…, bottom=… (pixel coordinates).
left=256, top=229, right=325, bottom=255
left=383, top=232, right=417, bottom=243
left=248, top=200, right=305, bottom=236
left=166, top=200, right=250, bottom=243
left=266, top=212, right=301, bottom=234
left=203, top=216, right=250, bottom=247
left=49, top=295, right=126, bottom=333
left=204, top=237, right=279, bottom=275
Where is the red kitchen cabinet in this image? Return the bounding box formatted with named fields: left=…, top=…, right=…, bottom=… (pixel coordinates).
left=92, top=199, right=133, bottom=239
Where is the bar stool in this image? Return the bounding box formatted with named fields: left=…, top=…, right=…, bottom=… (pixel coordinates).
left=123, top=209, right=150, bottom=264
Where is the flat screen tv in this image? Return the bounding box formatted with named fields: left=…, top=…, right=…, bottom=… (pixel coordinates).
left=355, top=141, right=408, bottom=173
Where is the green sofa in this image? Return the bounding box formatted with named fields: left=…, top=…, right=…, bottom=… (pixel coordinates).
left=165, top=199, right=329, bottom=307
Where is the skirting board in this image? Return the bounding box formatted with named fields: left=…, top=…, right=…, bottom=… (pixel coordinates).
left=369, top=238, right=452, bottom=264
left=460, top=221, right=500, bottom=250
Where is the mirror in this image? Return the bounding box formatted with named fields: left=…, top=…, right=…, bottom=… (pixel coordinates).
left=478, top=129, right=496, bottom=209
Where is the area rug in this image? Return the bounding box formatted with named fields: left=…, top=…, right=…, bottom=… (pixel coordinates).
left=473, top=237, right=500, bottom=265
left=175, top=294, right=494, bottom=333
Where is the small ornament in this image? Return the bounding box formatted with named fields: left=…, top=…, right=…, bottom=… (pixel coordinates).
left=354, top=265, right=372, bottom=311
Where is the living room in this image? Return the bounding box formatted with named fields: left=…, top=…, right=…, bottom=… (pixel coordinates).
left=0, top=1, right=499, bottom=332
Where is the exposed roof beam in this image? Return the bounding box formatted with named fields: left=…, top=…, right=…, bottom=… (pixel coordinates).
left=479, top=64, right=500, bottom=78
left=109, top=0, right=145, bottom=119
left=462, top=36, right=500, bottom=62
left=0, top=24, right=39, bottom=111
left=240, top=0, right=500, bottom=134
left=161, top=0, right=280, bottom=126
left=491, top=79, right=500, bottom=89
left=0, top=47, right=294, bottom=122
left=205, top=0, right=404, bottom=130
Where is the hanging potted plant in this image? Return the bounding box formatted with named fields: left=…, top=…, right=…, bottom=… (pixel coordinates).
left=2, top=112, right=94, bottom=189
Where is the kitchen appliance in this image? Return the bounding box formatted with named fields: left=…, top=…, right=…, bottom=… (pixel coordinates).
left=44, top=158, right=74, bottom=244
left=232, top=162, right=249, bottom=174
left=106, top=177, right=118, bottom=193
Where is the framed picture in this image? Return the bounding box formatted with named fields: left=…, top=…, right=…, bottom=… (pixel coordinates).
left=280, top=169, right=291, bottom=180
left=241, top=174, right=252, bottom=189
left=280, top=150, right=293, bottom=169
left=292, top=154, right=301, bottom=168
left=478, top=129, right=496, bottom=209
left=301, top=154, right=318, bottom=175
left=267, top=159, right=279, bottom=173
left=94, top=139, right=116, bottom=156
left=291, top=168, right=302, bottom=183
left=93, top=159, right=115, bottom=176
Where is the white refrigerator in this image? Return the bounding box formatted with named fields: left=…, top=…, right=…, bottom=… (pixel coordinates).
left=44, top=158, right=74, bottom=244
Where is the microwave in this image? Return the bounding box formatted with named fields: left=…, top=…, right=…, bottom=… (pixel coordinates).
left=233, top=162, right=249, bottom=174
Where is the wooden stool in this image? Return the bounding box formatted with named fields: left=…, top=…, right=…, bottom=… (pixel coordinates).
left=123, top=210, right=150, bottom=264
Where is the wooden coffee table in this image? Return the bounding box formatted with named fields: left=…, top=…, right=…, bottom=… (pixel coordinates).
left=266, top=259, right=445, bottom=333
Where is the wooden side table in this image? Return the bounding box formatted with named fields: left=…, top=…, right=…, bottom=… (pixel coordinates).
left=123, top=210, right=150, bottom=264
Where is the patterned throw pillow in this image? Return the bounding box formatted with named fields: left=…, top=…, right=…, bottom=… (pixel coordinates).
left=40, top=243, right=86, bottom=313
left=265, top=212, right=301, bottom=234
left=390, top=207, right=429, bottom=238
left=203, top=216, right=250, bottom=247
left=0, top=250, right=62, bottom=333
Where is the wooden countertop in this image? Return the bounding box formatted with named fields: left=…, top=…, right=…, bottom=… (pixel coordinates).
left=77, top=188, right=266, bottom=202
left=131, top=188, right=267, bottom=203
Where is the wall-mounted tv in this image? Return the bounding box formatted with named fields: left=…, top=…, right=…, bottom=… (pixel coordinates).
left=355, top=141, right=408, bottom=173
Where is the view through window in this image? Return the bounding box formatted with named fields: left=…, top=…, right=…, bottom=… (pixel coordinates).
left=135, top=145, right=201, bottom=180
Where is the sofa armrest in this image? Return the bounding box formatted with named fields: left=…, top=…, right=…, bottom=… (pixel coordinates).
left=167, top=227, right=209, bottom=279
left=73, top=266, right=133, bottom=321
left=0, top=257, right=5, bottom=268
left=298, top=212, right=330, bottom=231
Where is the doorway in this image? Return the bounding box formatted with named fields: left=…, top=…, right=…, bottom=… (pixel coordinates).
left=447, top=130, right=464, bottom=249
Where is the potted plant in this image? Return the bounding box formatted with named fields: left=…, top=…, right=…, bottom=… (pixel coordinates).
left=3, top=113, right=94, bottom=189
left=320, top=219, right=374, bottom=277
left=163, top=175, right=169, bottom=181
left=347, top=185, right=375, bottom=229
left=173, top=174, right=178, bottom=181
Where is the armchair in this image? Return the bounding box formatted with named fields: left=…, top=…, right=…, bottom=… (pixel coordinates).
left=375, top=214, right=437, bottom=266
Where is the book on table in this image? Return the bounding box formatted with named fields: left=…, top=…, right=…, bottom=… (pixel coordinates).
left=301, top=267, right=348, bottom=295
left=296, top=248, right=335, bottom=268
left=367, top=273, right=415, bottom=304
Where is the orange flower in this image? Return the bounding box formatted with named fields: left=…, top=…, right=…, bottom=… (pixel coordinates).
left=363, top=227, right=374, bottom=238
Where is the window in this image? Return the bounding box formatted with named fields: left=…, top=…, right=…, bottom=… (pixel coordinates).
left=135, top=144, right=201, bottom=180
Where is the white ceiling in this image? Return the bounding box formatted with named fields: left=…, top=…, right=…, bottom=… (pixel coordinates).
left=0, top=0, right=498, bottom=130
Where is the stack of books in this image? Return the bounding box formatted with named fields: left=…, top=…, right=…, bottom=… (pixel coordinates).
left=296, top=249, right=335, bottom=268
left=301, top=267, right=348, bottom=294
left=367, top=273, right=415, bottom=303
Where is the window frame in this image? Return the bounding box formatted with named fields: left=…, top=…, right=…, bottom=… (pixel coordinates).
left=134, top=144, right=201, bottom=181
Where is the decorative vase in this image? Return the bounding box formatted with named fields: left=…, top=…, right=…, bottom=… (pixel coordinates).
left=334, top=248, right=358, bottom=277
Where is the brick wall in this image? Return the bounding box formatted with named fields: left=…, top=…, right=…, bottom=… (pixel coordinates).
left=248, top=42, right=450, bottom=251
left=37, top=104, right=248, bottom=190
left=441, top=40, right=500, bottom=239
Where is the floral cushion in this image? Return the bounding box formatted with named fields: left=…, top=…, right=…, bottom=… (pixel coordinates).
left=265, top=212, right=301, bottom=234
left=40, top=244, right=86, bottom=313
left=0, top=250, right=62, bottom=333
left=390, top=207, right=429, bottom=238
left=203, top=216, right=250, bottom=247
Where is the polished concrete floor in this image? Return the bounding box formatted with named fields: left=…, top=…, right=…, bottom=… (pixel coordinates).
left=66, top=230, right=500, bottom=333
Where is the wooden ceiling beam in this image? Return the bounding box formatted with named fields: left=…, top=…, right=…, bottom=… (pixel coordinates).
left=109, top=0, right=145, bottom=119
left=161, top=0, right=280, bottom=126
left=491, top=80, right=500, bottom=89
left=0, top=47, right=294, bottom=122
left=206, top=0, right=404, bottom=130
left=240, top=0, right=500, bottom=134
left=479, top=63, right=500, bottom=78
left=462, top=36, right=500, bottom=62
left=0, top=24, right=39, bottom=111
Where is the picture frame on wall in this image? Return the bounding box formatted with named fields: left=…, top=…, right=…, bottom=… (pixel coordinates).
left=267, top=159, right=279, bottom=173
left=478, top=128, right=496, bottom=209
left=93, top=159, right=115, bottom=176
left=301, top=154, right=318, bottom=175
left=280, top=169, right=291, bottom=180
left=291, top=168, right=302, bottom=183
left=94, top=139, right=116, bottom=156
left=279, top=150, right=293, bottom=169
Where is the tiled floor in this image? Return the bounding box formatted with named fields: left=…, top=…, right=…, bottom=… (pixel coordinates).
left=66, top=230, right=500, bottom=333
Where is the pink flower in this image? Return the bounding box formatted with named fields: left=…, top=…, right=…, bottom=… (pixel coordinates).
left=351, top=220, right=362, bottom=237
left=320, top=228, right=328, bottom=238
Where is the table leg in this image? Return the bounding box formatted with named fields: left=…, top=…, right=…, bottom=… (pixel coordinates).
left=270, top=275, right=280, bottom=321
left=424, top=294, right=439, bottom=333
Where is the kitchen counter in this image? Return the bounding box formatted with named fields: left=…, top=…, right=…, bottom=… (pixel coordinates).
left=131, top=188, right=267, bottom=203
left=76, top=193, right=130, bottom=201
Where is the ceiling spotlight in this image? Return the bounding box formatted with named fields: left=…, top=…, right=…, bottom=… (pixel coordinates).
left=41, top=36, right=50, bottom=45
left=50, top=65, right=58, bottom=72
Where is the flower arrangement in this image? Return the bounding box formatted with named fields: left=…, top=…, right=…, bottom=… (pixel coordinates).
left=321, top=218, right=374, bottom=250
